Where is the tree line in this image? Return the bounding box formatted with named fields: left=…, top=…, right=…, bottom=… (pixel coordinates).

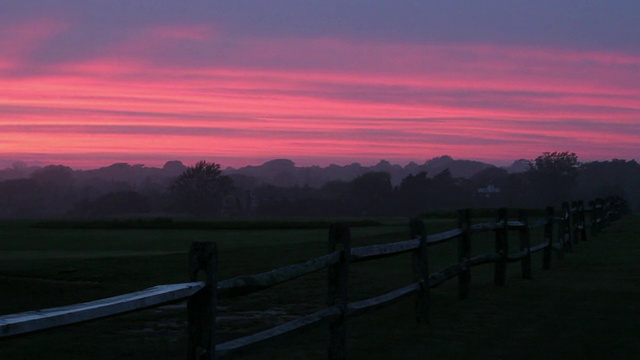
left=0, top=152, right=637, bottom=218
left=244, top=152, right=636, bottom=217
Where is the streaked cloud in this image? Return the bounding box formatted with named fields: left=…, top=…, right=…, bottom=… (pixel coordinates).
left=0, top=1, right=638, bottom=169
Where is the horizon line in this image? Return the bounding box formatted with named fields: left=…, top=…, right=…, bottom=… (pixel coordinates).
left=1, top=154, right=636, bottom=172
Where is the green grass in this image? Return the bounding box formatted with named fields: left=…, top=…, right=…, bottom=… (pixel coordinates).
left=1, top=215, right=639, bottom=359
left=30, top=218, right=383, bottom=230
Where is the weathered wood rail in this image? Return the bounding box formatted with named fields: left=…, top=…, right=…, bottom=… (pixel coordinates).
left=0, top=197, right=622, bottom=359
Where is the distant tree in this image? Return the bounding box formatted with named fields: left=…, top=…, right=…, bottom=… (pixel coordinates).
left=31, top=165, right=74, bottom=187
left=162, top=160, right=187, bottom=176
left=320, top=180, right=351, bottom=200
left=30, top=165, right=76, bottom=214
left=74, top=191, right=151, bottom=217
left=501, top=172, right=529, bottom=208
left=433, top=168, right=454, bottom=186
left=397, top=172, right=430, bottom=215
left=470, top=167, right=508, bottom=187
left=349, top=171, right=393, bottom=216
left=530, top=152, right=579, bottom=175
left=576, top=159, right=640, bottom=212
left=527, top=152, right=579, bottom=206
left=251, top=183, right=292, bottom=216
left=169, top=161, right=233, bottom=216
left=0, top=178, right=43, bottom=217
left=431, top=168, right=469, bottom=209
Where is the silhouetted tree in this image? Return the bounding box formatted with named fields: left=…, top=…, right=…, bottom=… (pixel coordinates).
left=432, top=168, right=472, bottom=209
left=0, top=178, right=43, bottom=217
left=252, top=183, right=293, bottom=216
left=169, top=161, right=233, bottom=216
left=527, top=151, right=579, bottom=206
left=576, top=159, right=640, bottom=212
left=501, top=172, right=529, bottom=208
left=470, top=167, right=508, bottom=187
left=397, top=172, right=430, bottom=215
left=30, top=165, right=76, bottom=214
left=433, top=168, right=453, bottom=185
left=74, top=191, right=151, bottom=217
left=349, top=171, right=393, bottom=216
left=531, top=152, right=579, bottom=174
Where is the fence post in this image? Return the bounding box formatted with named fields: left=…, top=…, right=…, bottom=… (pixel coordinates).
left=457, top=209, right=471, bottom=300
left=494, top=208, right=508, bottom=286
left=328, top=223, right=351, bottom=360
left=561, top=202, right=572, bottom=253
left=601, top=198, right=611, bottom=227
left=542, top=206, right=554, bottom=270
left=188, top=242, right=218, bottom=360
left=598, top=198, right=606, bottom=232
left=589, top=200, right=598, bottom=236
left=571, top=201, right=580, bottom=246
left=594, top=198, right=604, bottom=235
left=579, top=200, right=587, bottom=241
left=410, top=218, right=430, bottom=323
left=556, top=209, right=565, bottom=260
left=518, top=210, right=532, bottom=280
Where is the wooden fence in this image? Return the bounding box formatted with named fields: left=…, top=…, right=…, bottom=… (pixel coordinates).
left=0, top=198, right=622, bottom=359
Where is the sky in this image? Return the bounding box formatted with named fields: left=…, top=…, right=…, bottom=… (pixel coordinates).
left=1, top=1, right=639, bottom=169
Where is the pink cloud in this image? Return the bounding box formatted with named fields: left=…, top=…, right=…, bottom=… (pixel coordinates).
left=0, top=17, right=70, bottom=68
left=0, top=24, right=638, bottom=168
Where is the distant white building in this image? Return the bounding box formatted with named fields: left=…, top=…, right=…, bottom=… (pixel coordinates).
left=477, top=184, right=501, bottom=197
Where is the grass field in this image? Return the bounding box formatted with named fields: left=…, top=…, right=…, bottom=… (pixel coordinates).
left=0, top=214, right=639, bottom=359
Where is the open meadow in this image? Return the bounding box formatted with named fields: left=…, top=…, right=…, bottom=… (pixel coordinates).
left=1, top=213, right=639, bottom=359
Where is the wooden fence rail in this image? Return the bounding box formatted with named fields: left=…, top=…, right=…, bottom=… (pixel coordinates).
left=0, top=282, right=205, bottom=338
left=0, top=197, right=624, bottom=359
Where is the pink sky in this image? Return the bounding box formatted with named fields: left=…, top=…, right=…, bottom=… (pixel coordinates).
left=1, top=2, right=638, bottom=169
